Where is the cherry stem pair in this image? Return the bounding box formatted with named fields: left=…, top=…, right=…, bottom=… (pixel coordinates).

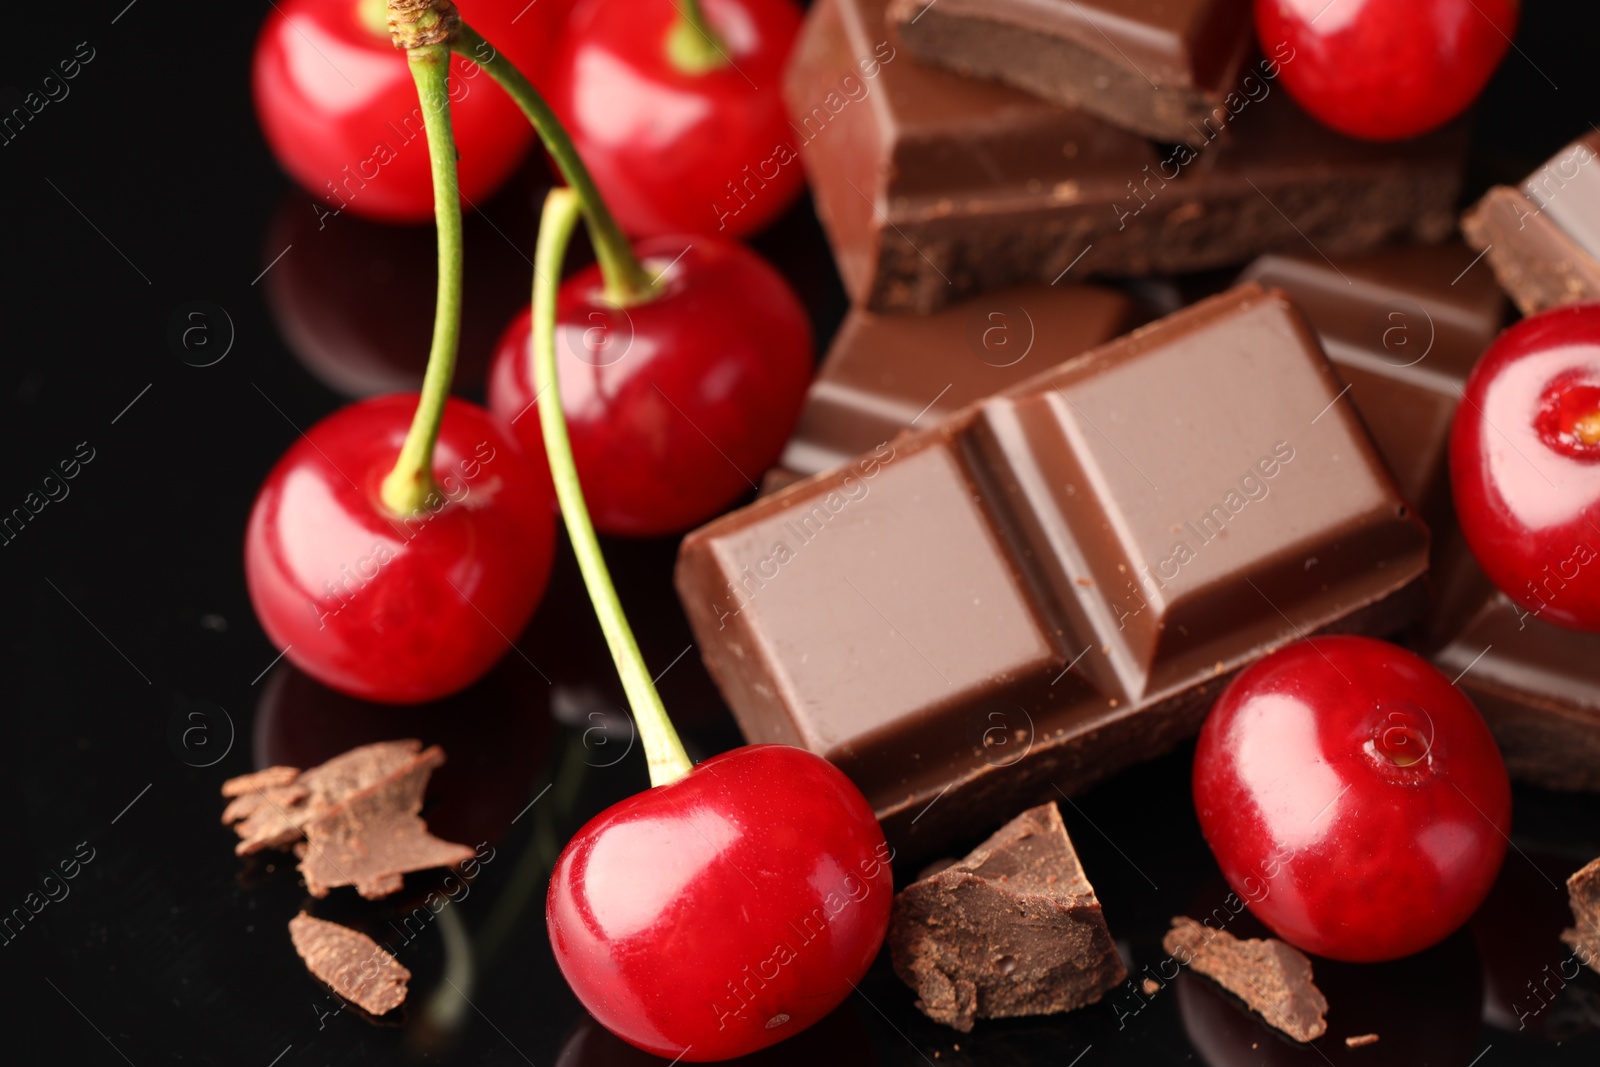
left=381, top=0, right=671, bottom=516
left=381, top=0, right=692, bottom=784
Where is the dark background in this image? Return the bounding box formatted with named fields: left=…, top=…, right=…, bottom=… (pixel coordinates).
left=5, top=1, right=1600, bottom=1064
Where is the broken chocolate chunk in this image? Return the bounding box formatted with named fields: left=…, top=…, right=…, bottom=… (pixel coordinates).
left=298, top=744, right=476, bottom=899
left=889, top=803, right=1125, bottom=1032
left=1163, top=916, right=1328, bottom=1042
left=288, top=912, right=411, bottom=1015
left=221, top=740, right=423, bottom=855
left=1561, top=857, right=1600, bottom=973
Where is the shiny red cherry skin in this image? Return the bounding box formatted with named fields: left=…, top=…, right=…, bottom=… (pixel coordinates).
left=546, top=0, right=804, bottom=238
left=245, top=395, right=556, bottom=704
left=1451, top=304, right=1600, bottom=632
left=251, top=0, right=552, bottom=222
left=1254, top=0, right=1518, bottom=141
left=1193, top=636, right=1510, bottom=963
left=489, top=235, right=813, bottom=536
left=547, top=744, right=893, bottom=1061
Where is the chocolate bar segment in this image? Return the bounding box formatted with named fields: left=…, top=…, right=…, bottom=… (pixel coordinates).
left=1237, top=242, right=1507, bottom=533
left=1462, top=132, right=1600, bottom=315
left=775, top=284, right=1136, bottom=482
left=785, top=0, right=1466, bottom=312
left=677, top=285, right=1429, bottom=856
left=888, top=0, right=1257, bottom=144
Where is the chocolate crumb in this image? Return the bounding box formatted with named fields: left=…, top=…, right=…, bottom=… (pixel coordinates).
left=1562, top=857, right=1600, bottom=974
left=890, top=803, right=1125, bottom=1032
left=221, top=740, right=474, bottom=900
left=1163, top=916, right=1328, bottom=1042
left=298, top=745, right=475, bottom=899
left=288, top=912, right=410, bottom=1015
left=1345, top=1033, right=1380, bottom=1048
left=221, top=740, right=423, bottom=855
left=1142, top=978, right=1160, bottom=996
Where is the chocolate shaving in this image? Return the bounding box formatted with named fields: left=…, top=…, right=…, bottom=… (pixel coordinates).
left=1562, top=857, right=1600, bottom=975
left=890, top=803, right=1126, bottom=1033
left=288, top=912, right=410, bottom=1015
left=297, top=745, right=475, bottom=899
left=221, top=740, right=423, bottom=855
left=221, top=739, right=473, bottom=900
left=1345, top=1033, right=1380, bottom=1048
left=1163, top=916, right=1328, bottom=1043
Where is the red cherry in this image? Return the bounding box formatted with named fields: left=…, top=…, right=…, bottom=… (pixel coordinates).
left=1451, top=303, right=1600, bottom=632
left=1254, top=0, right=1517, bottom=141
left=463, top=0, right=576, bottom=91
left=245, top=395, right=556, bottom=704
left=489, top=235, right=812, bottom=536
left=251, top=0, right=552, bottom=222
left=547, top=744, right=893, bottom=1061
left=1193, top=636, right=1510, bottom=963
left=546, top=0, right=804, bottom=238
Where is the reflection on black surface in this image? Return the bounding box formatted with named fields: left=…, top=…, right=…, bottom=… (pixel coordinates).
left=1177, top=929, right=1482, bottom=1066
left=254, top=654, right=553, bottom=849
left=261, top=180, right=542, bottom=399
left=1473, top=846, right=1600, bottom=1040
left=554, top=999, right=877, bottom=1067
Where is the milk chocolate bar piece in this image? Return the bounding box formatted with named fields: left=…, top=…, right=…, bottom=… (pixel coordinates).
left=676, top=285, right=1429, bottom=856
left=888, top=0, right=1256, bottom=144
left=775, top=283, right=1136, bottom=482
left=890, top=803, right=1125, bottom=1032
left=1462, top=132, right=1600, bottom=315
left=1237, top=242, right=1507, bottom=534
left=785, top=0, right=1465, bottom=312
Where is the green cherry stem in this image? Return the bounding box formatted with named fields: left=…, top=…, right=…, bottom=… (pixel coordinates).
left=532, top=188, right=693, bottom=787
left=378, top=38, right=463, bottom=517
left=453, top=23, right=659, bottom=307
left=668, top=0, right=731, bottom=74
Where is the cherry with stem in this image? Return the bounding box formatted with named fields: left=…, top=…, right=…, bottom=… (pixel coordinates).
left=532, top=188, right=891, bottom=1061
left=454, top=16, right=813, bottom=536
left=244, top=2, right=555, bottom=704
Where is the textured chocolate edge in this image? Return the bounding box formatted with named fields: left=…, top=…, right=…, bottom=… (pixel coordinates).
left=889, top=803, right=1126, bottom=1031
left=1163, top=916, right=1328, bottom=1043
left=866, top=163, right=1461, bottom=313
left=1462, top=185, right=1600, bottom=316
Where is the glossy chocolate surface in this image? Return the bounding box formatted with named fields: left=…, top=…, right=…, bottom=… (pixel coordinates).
left=677, top=285, right=1429, bottom=857
left=776, top=283, right=1136, bottom=479
left=786, top=0, right=1467, bottom=311
left=1238, top=242, right=1507, bottom=532
left=888, top=0, right=1256, bottom=142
